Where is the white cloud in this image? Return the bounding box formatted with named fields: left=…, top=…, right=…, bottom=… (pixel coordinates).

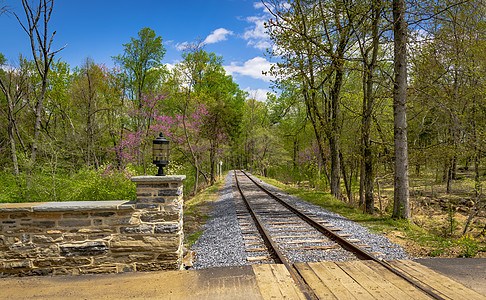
left=203, top=28, right=234, bottom=45
left=244, top=87, right=275, bottom=102
left=243, top=15, right=271, bottom=50
left=164, top=62, right=176, bottom=71
left=253, top=2, right=266, bottom=10
left=224, top=57, right=275, bottom=82
left=242, top=3, right=274, bottom=51
left=175, top=41, right=189, bottom=51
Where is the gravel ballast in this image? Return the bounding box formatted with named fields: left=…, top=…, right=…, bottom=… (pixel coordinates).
left=190, top=171, right=410, bottom=269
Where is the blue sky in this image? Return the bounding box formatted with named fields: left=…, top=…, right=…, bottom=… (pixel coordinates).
left=0, top=0, right=277, bottom=101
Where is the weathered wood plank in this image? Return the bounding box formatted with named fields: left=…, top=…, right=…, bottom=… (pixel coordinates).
left=294, top=263, right=337, bottom=299
left=388, top=260, right=486, bottom=300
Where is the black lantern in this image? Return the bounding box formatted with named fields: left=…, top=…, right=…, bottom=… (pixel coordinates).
left=152, top=133, right=170, bottom=176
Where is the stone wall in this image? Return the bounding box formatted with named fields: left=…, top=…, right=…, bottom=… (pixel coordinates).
left=0, top=175, right=185, bottom=277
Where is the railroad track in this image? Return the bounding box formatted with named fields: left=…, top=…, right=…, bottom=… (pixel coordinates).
left=233, top=170, right=446, bottom=300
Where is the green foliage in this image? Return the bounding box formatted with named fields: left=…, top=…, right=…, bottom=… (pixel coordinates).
left=112, top=27, right=166, bottom=101
left=0, top=167, right=136, bottom=203
left=68, top=168, right=136, bottom=202
left=185, top=230, right=203, bottom=247
left=445, top=202, right=459, bottom=237
left=457, top=235, right=481, bottom=258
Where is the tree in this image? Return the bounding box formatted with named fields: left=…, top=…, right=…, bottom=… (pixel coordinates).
left=0, top=54, right=30, bottom=176
left=265, top=0, right=356, bottom=200
left=14, top=0, right=65, bottom=170
left=112, top=27, right=166, bottom=110
left=392, top=0, right=411, bottom=220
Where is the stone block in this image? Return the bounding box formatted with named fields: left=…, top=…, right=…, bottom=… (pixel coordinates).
left=32, top=213, right=62, bottom=219
left=52, top=267, right=70, bottom=275
left=93, top=219, right=103, bottom=226
left=104, top=216, right=140, bottom=226
left=157, top=189, right=181, bottom=196
left=63, top=233, right=88, bottom=242
left=46, top=230, right=63, bottom=235
left=127, top=253, right=157, bottom=262
left=136, top=192, right=153, bottom=197
left=135, top=203, right=160, bottom=210
left=38, top=244, right=60, bottom=257
left=32, top=234, right=63, bottom=243
left=154, top=223, right=179, bottom=234
left=136, top=261, right=179, bottom=272
left=58, top=219, right=92, bottom=227
left=165, top=203, right=183, bottom=213
left=60, top=241, right=109, bottom=257
left=110, top=235, right=178, bottom=252
left=9, top=213, right=28, bottom=219
left=69, top=256, right=93, bottom=265
left=91, top=212, right=116, bottom=217
left=63, top=212, right=89, bottom=219
left=78, top=228, right=103, bottom=234
left=117, top=263, right=136, bottom=273
left=140, top=211, right=176, bottom=222
left=31, top=221, right=56, bottom=228
left=3, top=260, right=32, bottom=269
left=33, top=258, right=67, bottom=267
left=119, top=224, right=153, bottom=234
left=156, top=252, right=180, bottom=260
left=136, top=197, right=165, bottom=204
left=31, top=268, right=52, bottom=276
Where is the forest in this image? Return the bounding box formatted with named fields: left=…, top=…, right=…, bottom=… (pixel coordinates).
left=1, top=0, right=486, bottom=248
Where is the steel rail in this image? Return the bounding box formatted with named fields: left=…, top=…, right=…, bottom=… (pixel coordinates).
left=233, top=171, right=316, bottom=300
left=241, top=170, right=445, bottom=300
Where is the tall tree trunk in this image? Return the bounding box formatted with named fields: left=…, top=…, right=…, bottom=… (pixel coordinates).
left=392, top=0, right=411, bottom=220
left=0, top=78, right=20, bottom=176
left=362, top=0, right=381, bottom=214
left=328, top=62, right=344, bottom=200
left=7, top=94, right=20, bottom=176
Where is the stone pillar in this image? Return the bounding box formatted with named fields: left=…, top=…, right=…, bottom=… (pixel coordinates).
left=130, top=175, right=186, bottom=270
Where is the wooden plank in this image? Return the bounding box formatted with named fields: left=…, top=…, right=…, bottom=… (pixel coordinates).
left=284, top=239, right=330, bottom=244
left=389, top=260, right=486, bottom=300
left=294, top=263, right=337, bottom=299
left=286, top=245, right=336, bottom=251
left=246, top=248, right=267, bottom=252
left=401, top=260, right=486, bottom=299
left=335, top=261, right=415, bottom=300
left=252, top=264, right=306, bottom=300
left=252, top=264, right=285, bottom=299
left=245, top=242, right=263, bottom=246
left=270, top=264, right=307, bottom=300
left=273, top=234, right=322, bottom=239
left=247, top=256, right=269, bottom=262
left=266, top=221, right=302, bottom=225
left=269, top=225, right=309, bottom=229
left=307, top=261, right=372, bottom=299
left=361, top=260, right=437, bottom=299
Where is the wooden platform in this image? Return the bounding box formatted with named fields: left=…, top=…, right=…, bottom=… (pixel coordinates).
left=224, top=260, right=485, bottom=299
left=0, top=260, right=484, bottom=299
